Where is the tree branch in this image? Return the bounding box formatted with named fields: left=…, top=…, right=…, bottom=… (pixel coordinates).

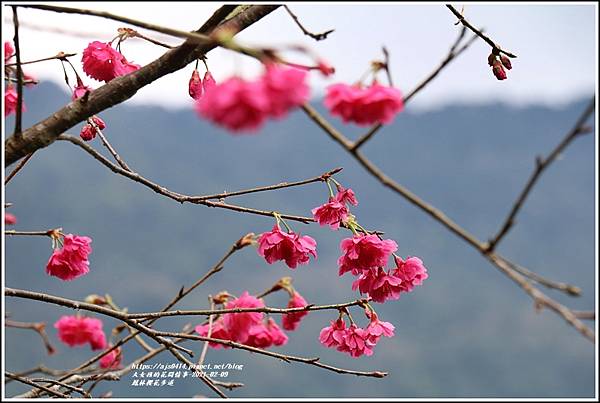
left=5, top=5, right=280, bottom=166
left=486, top=98, right=595, bottom=252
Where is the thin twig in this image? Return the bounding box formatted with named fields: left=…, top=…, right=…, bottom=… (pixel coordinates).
left=4, top=229, right=54, bottom=236
left=57, top=134, right=318, bottom=224
left=283, top=5, right=334, bottom=41
left=5, top=372, right=70, bottom=398
left=29, top=377, right=90, bottom=397
left=351, top=26, right=479, bottom=151
left=129, top=298, right=368, bottom=320
left=190, top=167, right=342, bottom=201
left=486, top=98, right=595, bottom=252
left=5, top=52, right=77, bottom=67
left=5, top=319, right=56, bottom=355
left=93, top=124, right=132, bottom=171
left=573, top=311, right=595, bottom=320
left=446, top=4, right=516, bottom=58
left=152, top=330, right=387, bottom=378
left=11, top=6, right=23, bottom=137
left=5, top=151, right=35, bottom=185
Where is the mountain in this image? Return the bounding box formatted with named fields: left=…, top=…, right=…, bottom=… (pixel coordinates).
left=4, top=81, right=596, bottom=398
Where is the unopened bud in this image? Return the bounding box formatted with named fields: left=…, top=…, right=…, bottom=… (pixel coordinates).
left=492, top=60, right=507, bottom=80
left=500, top=55, right=512, bottom=70
left=85, top=294, right=108, bottom=305
left=188, top=69, right=203, bottom=100
left=487, top=53, right=497, bottom=66
left=317, top=60, right=335, bottom=77
left=235, top=233, right=256, bottom=249
left=212, top=291, right=231, bottom=305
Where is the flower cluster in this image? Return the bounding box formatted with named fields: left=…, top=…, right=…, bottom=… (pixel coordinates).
left=257, top=223, right=317, bottom=269
left=488, top=52, right=513, bottom=81
left=319, top=310, right=394, bottom=358
left=195, top=291, right=289, bottom=349
left=196, top=63, right=310, bottom=132
left=46, top=233, right=93, bottom=281
left=54, top=315, right=107, bottom=350
left=79, top=116, right=106, bottom=141
left=324, top=82, right=403, bottom=126
left=188, top=69, right=216, bottom=100
left=82, top=41, right=140, bottom=82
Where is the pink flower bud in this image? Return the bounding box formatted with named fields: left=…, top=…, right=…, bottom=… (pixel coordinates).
left=500, top=55, right=512, bottom=70
left=203, top=71, right=216, bottom=93
left=492, top=61, right=507, bottom=80
left=317, top=60, right=335, bottom=76
left=188, top=69, right=203, bottom=100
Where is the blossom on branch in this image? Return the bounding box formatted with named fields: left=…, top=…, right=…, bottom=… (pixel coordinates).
left=324, top=82, right=404, bottom=126
left=281, top=291, right=309, bottom=331
left=82, top=41, right=140, bottom=83
left=338, top=234, right=397, bottom=276
left=5, top=85, right=26, bottom=116
left=54, top=315, right=106, bottom=350
left=46, top=234, right=93, bottom=281
left=261, top=64, right=310, bottom=118
left=394, top=255, right=429, bottom=293
left=311, top=198, right=349, bottom=230
left=99, top=345, right=122, bottom=369
left=5, top=213, right=17, bottom=225
left=257, top=224, right=317, bottom=269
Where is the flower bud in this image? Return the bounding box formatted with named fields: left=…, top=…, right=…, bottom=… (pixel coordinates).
left=492, top=60, right=507, bottom=80
left=500, top=54, right=512, bottom=70
left=188, top=69, right=203, bottom=100
left=487, top=53, right=497, bottom=66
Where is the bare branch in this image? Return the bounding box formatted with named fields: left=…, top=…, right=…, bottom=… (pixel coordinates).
left=5, top=319, right=56, bottom=355
left=5, top=152, right=35, bottom=185
left=283, top=5, right=334, bottom=41
left=446, top=4, right=517, bottom=58
left=5, top=52, right=77, bottom=67
left=486, top=98, right=595, bottom=252
left=11, top=6, right=24, bottom=137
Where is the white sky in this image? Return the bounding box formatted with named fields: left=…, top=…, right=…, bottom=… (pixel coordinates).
left=2, top=2, right=598, bottom=110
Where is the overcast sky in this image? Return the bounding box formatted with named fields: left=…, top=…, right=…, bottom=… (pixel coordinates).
left=2, top=2, right=597, bottom=110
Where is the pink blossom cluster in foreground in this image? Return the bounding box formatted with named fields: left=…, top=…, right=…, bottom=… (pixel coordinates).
left=257, top=223, right=317, bottom=269
left=195, top=291, right=301, bottom=349
left=320, top=310, right=394, bottom=358
left=82, top=41, right=140, bottom=82
left=54, top=315, right=107, bottom=350
left=324, top=82, right=404, bottom=126
left=46, top=234, right=93, bottom=281
left=196, top=63, right=310, bottom=132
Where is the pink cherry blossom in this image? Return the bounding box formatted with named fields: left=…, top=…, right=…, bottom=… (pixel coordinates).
left=46, top=234, right=92, bottom=281
left=338, top=234, right=397, bottom=276
left=5, top=86, right=25, bottom=116
left=335, top=185, right=358, bottom=206
left=82, top=41, right=141, bottom=83
left=54, top=315, right=106, bottom=350
left=5, top=213, right=17, bottom=225
left=338, top=324, right=374, bottom=357
left=266, top=318, right=288, bottom=346
left=281, top=291, right=309, bottom=331
left=245, top=323, right=273, bottom=348
left=261, top=64, right=309, bottom=118
left=257, top=224, right=317, bottom=269
left=72, top=81, right=93, bottom=100
left=319, top=318, right=347, bottom=348
left=222, top=291, right=265, bottom=343
left=203, top=71, right=216, bottom=93
left=394, top=256, right=429, bottom=293
left=311, top=198, right=349, bottom=230
left=188, top=69, right=203, bottom=100
left=196, top=77, right=270, bottom=132
left=195, top=319, right=233, bottom=349
left=99, top=346, right=122, bottom=369
left=325, top=82, right=403, bottom=126
left=5, top=41, right=14, bottom=62
left=364, top=311, right=395, bottom=344
left=317, top=60, right=335, bottom=76
left=352, top=267, right=403, bottom=303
